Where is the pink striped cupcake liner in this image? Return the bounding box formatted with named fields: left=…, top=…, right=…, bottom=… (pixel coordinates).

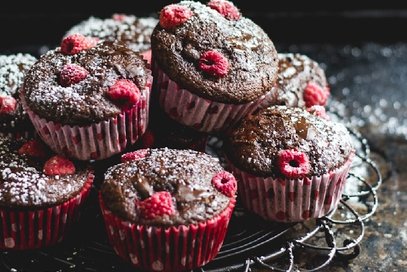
left=227, top=154, right=354, bottom=222
left=153, top=63, right=274, bottom=133
left=0, top=173, right=94, bottom=250
left=21, top=80, right=151, bottom=161
left=99, top=193, right=236, bottom=272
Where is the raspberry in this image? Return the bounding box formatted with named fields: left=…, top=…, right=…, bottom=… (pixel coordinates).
left=0, top=95, right=17, bottom=114
left=112, top=13, right=127, bottom=22
left=277, top=150, right=310, bottom=179
left=211, top=171, right=237, bottom=197
left=59, top=64, right=89, bottom=87
left=18, top=139, right=48, bottom=159
left=303, top=82, right=329, bottom=108
left=199, top=50, right=229, bottom=77
left=43, top=155, right=76, bottom=176
left=307, top=105, right=330, bottom=120
left=121, top=149, right=148, bottom=163
left=60, top=34, right=97, bottom=55
left=106, top=79, right=141, bottom=110
left=159, top=4, right=193, bottom=30
left=141, top=130, right=155, bottom=149
left=208, top=0, right=241, bottom=20
left=138, top=191, right=175, bottom=220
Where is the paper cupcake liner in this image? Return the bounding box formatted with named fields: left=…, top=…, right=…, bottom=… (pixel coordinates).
left=21, top=82, right=151, bottom=161
left=153, top=63, right=274, bottom=133
left=0, top=130, right=32, bottom=140
left=227, top=155, right=354, bottom=222
left=0, top=173, right=94, bottom=250
left=99, top=193, right=236, bottom=272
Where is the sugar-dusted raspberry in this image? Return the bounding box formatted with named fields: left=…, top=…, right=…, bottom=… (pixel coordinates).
left=307, top=105, right=330, bottom=120
left=59, top=64, right=89, bottom=87
left=208, top=0, right=241, bottom=20
left=60, top=34, right=97, bottom=55
left=199, top=50, right=229, bottom=77
left=18, top=139, right=48, bottom=159
left=303, top=82, right=329, bottom=108
left=138, top=191, right=175, bottom=220
left=277, top=150, right=310, bottom=179
left=159, top=4, right=193, bottom=30
left=106, top=79, right=141, bottom=110
left=112, top=13, right=127, bottom=22
left=141, top=130, right=155, bottom=149
left=0, top=95, right=17, bottom=114
left=43, top=155, right=76, bottom=176
left=121, top=149, right=148, bottom=163
left=211, top=171, right=237, bottom=197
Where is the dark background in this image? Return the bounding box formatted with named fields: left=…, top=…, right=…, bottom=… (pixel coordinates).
left=1, top=0, right=407, bottom=53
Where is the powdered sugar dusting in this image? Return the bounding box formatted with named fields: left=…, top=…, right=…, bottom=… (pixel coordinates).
left=0, top=136, right=89, bottom=208
left=23, top=41, right=149, bottom=125
left=226, top=106, right=354, bottom=177
left=0, top=54, right=37, bottom=97
left=66, top=15, right=158, bottom=53
left=273, top=53, right=327, bottom=107
left=102, top=148, right=231, bottom=226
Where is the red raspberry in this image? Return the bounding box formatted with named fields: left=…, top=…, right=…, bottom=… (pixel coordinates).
left=18, top=139, right=48, bottom=159
left=138, top=191, right=175, bottom=220
left=43, top=155, right=76, bottom=176
left=303, top=82, right=329, bottom=108
left=0, top=95, right=17, bottom=114
left=199, top=50, right=229, bottom=77
left=106, top=79, right=141, bottom=110
left=59, top=64, right=89, bottom=87
left=112, top=13, right=127, bottom=22
left=211, top=171, right=237, bottom=197
left=121, top=149, right=148, bottom=163
left=141, top=130, right=155, bottom=149
left=159, top=4, right=193, bottom=30
left=60, top=34, right=97, bottom=55
left=208, top=0, right=241, bottom=20
left=277, top=150, right=310, bottom=179
left=307, top=105, right=330, bottom=120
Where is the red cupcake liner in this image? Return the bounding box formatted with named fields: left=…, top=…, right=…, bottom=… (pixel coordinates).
left=99, top=193, right=236, bottom=272
left=227, top=154, right=354, bottom=222
left=0, top=173, right=94, bottom=250
left=21, top=80, right=151, bottom=160
left=153, top=63, right=274, bottom=133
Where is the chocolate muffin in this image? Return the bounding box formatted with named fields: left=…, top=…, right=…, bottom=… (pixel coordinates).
left=99, top=148, right=236, bottom=271
left=0, top=136, right=94, bottom=249
left=22, top=36, right=152, bottom=160
left=0, top=54, right=37, bottom=137
left=65, top=14, right=158, bottom=63
left=272, top=53, right=329, bottom=108
left=151, top=0, right=278, bottom=132
left=225, top=106, right=354, bottom=222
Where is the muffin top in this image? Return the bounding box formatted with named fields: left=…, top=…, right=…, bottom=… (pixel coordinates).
left=272, top=53, right=329, bottom=108
left=101, top=148, right=236, bottom=226
left=0, top=136, right=92, bottom=208
left=65, top=15, right=158, bottom=53
left=0, top=54, right=37, bottom=131
left=151, top=0, right=278, bottom=104
left=23, top=39, right=150, bottom=126
left=225, top=106, right=354, bottom=178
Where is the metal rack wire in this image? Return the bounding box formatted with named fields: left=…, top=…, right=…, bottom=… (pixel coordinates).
left=0, top=123, right=382, bottom=272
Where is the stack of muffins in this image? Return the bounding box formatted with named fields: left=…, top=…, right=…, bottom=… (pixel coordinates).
left=0, top=1, right=355, bottom=271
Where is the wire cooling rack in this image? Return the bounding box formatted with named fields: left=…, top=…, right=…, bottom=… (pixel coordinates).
left=0, top=122, right=382, bottom=272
